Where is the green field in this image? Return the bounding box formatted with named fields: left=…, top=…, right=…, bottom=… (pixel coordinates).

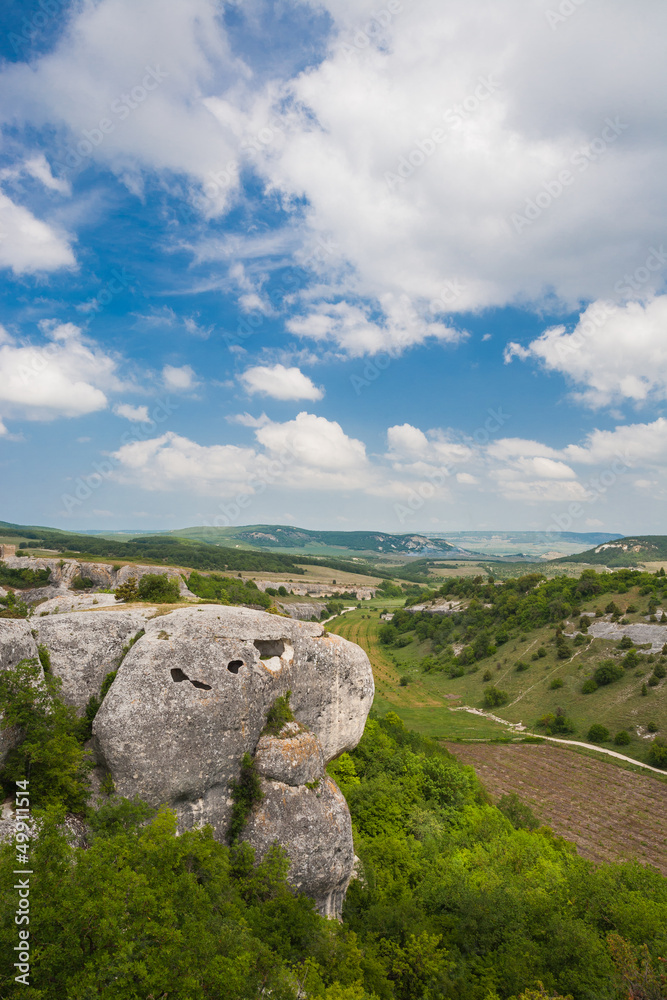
left=328, top=575, right=667, bottom=765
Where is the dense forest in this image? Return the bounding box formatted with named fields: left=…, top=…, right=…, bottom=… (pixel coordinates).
left=0, top=657, right=666, bottom=999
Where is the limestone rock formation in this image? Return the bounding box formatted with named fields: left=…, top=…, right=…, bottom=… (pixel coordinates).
left=32, top=607, right=154, bottom=712
left=92, top=605, right=373, bottom=915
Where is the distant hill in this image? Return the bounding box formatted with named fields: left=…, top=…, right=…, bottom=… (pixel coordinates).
left=555, top=535, right=667, bottom=567
left=168, top=525, right=456, bottom=557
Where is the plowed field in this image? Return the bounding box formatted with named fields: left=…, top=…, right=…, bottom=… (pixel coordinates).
left=446, top=742, right=667, bottom=874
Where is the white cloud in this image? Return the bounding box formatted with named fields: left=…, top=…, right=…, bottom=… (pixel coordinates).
left=286, top=296, right=465, bottom=356
left=162, top=364, right=198, bottom=391
left=0, top=192, right=75, bottom=273
left=112, top=411, right=373, bottom=495
left=563, top=417, right=667, bottom=466
left=114, top=403, right=150, bottom=422
left=0, top=322, right=122, bottom=427
left=0, top=0, right=246, bottom=213
left=240, top=363, right=324, bottom=401
left=505, top=297, right=667, bottom=407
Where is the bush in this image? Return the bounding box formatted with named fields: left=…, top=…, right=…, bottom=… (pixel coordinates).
left=537, top=709, right=575, bottom=736
left=262, top=691, right=296, bottom=736
left=582, top=677, right=598, bottom=694
left=593, top=661, right=624, bottom=686
left=114, top=576, right=139, bottom=602
left=614, top=730, right=631, bottom=746
left=647, top=737, right=667, bottom=768
left=587, top=724, right=610, bottom=743
left=227, top=752, right=264, bottom=843
left=652, top=662, right=666, bottom=679
left=537, top=646, right=547, bottom=658
left=648, top=674, right=659, bottom=687
left=622, top=649, right=640, bottom=668
left=399, top=676, right=410, bottom=686
left=618, top=635, right=634, bottom=649
left=549, top=678, right=564, bottom=690
left=647, top=721, right=658, bottom=733
left=497, top=792, right=540, bottom=831
left=137, top=573, right=181, bottom=603
left=70, top=574, right=94, bottom=590
left=515, top=660, right=529, bottom=672
left=482, top=669, right=493, bottom=682
left=483, top=686, right=508, bottom=708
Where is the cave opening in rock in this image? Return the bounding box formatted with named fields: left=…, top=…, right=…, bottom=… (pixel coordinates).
left=171, top=668, right=188, bottom=682
left=227, top=660, right=244, bottom=674
left=254, top=639, right=285, bottom=660
left=191, top=679, right=212, bottom=690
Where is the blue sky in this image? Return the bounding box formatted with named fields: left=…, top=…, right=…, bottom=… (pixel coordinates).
left=0, top=0, right=666, bottom=535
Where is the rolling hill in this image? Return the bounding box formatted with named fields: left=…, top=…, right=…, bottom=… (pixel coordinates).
left=556, top=535, right=667, bottom=567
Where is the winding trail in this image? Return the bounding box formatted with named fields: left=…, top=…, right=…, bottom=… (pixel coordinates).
left=450, top=705, right=666, bottom=775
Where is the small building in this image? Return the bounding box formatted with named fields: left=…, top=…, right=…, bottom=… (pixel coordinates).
left=0, top=544, right=16, bottom=560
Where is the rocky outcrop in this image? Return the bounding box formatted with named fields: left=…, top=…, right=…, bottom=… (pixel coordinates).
left=249, top=721, right=354, bottom=916
left=92, top=605, right=373, bottom=916
left=279, top=602, right=327, bottom=621
left=2, top=556, right=195, bottom=599
left=0, top=604, right=373, bottom=918
left=32, top=607, right=154, bottom=711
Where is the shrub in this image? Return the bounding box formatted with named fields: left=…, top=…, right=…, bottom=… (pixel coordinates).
left=641, top=683, right=648, bottom=696
left=582, top=678, right=598, bottom=694
left=262, top=691, right=296, bottom=736
left=647, top=721, right=658, bottom=733
left=626, top=603, right=637, bottom=613
left=614, top=731, right=631, bottom=746
left=70, top=574, right=94, bottom=590
left=588, top=724, right=610, bottom=744
left=515, top=660, right=529, bottom=672
left=497, top=792, right=540, bottom=831
left=227, top=752, right=264, bottom=843
left=137, top=573, right=180, bottom=603
left=537, top=646, right=547, bottom=658
left=537, top=709, right=575, bottom=736
left=647, top=737, right=667, bottom=768
left=483, top=686, right=508, bottom=708
left=622, top=649, right=640, bottom=669
left=278, top=585, right=288, bottom=596
left=482, top=669, right=493, bottom=682
left=618, top=636, right=634, bottom=649
left=648, top=674, right=659, bottom=687
left=593, top=661, right=624, bottom=686
left=399, top=676, right=410, bottom=686
left=37, top=643, right=51, bottom=674
left=114, top=576, right=139, bottom=602
left=652, top=662, right=666, bottom=679
left=549, top=678, right=564, bottom=690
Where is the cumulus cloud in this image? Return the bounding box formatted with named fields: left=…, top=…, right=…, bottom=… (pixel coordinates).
left=286, top=296, right=465, bottom=357
left=162, top=364, right=198, bottom=391
left=112, top=411, right=373, bottom=494
left=0, top=0, right=247, bottom=213
left=0, top=322, right=122, bottom=428
left=0, top=192, right=75, bottom=273
left=505, top=296, right=667, bottom=407
left=239, top=363, right=324, bottom=400
left=113, top=403, right=150, bottom=422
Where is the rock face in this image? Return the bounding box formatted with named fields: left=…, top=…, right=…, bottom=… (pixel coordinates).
left=33, top=608, right=154, bottom=711
left=0, top=603, right=373, bottom=917
left=92, top=605, right=373, bottom=917
left=2, top=556, right=195, bottom=599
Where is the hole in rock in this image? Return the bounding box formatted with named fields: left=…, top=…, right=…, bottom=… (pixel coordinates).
left=227, top=660, right=244, bottom=674
left=171, top=667, right=212, bottom=690
left=254, top=639, right=286, bottom=660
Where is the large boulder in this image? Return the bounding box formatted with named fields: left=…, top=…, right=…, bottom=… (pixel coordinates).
left=33, top=608, right=154, bottom=711
left=93, top=605, right=373, bottom=914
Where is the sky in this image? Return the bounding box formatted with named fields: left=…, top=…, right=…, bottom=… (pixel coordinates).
left=0, top=0, right=666, bottom=536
